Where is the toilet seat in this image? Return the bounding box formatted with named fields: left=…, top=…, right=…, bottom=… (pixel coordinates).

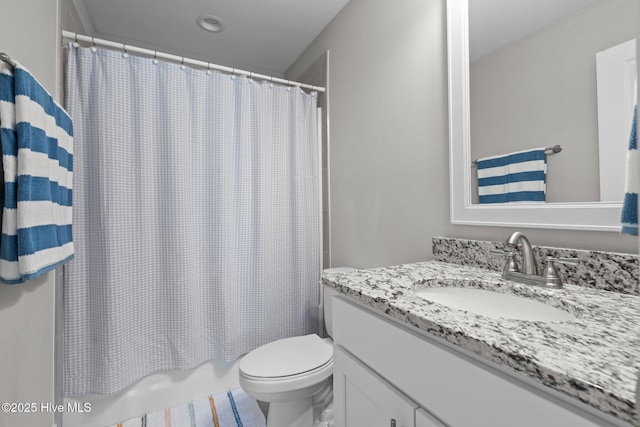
left=240, top=358, right=333, bottom=395
left=240, top=334, right=333, bottom=378
left=239, top=334, right=334, bottom=395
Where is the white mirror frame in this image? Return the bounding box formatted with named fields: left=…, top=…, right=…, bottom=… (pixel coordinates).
left=447, top=0, right=623, bottom=232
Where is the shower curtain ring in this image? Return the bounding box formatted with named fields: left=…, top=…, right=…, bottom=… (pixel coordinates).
left=152, top=51, right=159, bottom=65
left=180, top=57, right=186, bottom=70
left=90, top=37, right=97, bottom=53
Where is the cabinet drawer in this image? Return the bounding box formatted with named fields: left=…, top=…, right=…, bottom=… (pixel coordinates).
left=332, top=296, right=611, bottom=427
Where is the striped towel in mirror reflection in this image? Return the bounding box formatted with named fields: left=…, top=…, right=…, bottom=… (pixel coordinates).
left=477, top=148, right=546, bottom=204
left=621, top=106, right=638, bottom=235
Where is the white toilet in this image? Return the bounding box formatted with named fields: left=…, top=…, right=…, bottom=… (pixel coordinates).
left=239, top=267, right=356, bottom=427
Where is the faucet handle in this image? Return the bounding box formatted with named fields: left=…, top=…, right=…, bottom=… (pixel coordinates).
left=490, top=248, right=519, bottom=273
left=541, top=257, right=579, bottom=286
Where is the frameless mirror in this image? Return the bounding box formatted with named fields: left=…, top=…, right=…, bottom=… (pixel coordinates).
left=447, top=0, right=637, bottom=231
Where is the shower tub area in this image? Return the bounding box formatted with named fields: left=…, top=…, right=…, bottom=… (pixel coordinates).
left=64, top=360, right=242, bottom=427
left=61, top=30, right=325, bottom=427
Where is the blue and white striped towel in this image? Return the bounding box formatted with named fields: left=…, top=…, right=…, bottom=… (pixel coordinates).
left=621, top=106, right=638, bottom=235
left=0, top=61, right=74, bottom=284
left=477, top=148, right=547, bottom=204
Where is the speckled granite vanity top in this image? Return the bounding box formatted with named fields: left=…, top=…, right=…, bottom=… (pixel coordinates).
left=322, top=260, right=640, bottom=426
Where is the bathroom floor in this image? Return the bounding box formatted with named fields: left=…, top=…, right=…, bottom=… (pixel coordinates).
left=108, top=388, right=266, bottom=427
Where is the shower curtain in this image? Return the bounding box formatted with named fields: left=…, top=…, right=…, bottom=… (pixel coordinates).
left=63, top=45, right=321, bottom=396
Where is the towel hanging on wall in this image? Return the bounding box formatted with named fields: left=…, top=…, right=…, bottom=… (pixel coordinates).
left=477, top=148, right=547, bottom=204
left=0, top=61, right=74, bottom=284
left=621, top=106, right=638, bottom=235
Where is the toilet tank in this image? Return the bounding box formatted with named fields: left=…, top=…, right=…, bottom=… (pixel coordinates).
left=322, top=267, right=357, bottom=338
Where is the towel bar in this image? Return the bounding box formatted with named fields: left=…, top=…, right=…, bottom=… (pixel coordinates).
left=471, top=145, right=562, bottom=166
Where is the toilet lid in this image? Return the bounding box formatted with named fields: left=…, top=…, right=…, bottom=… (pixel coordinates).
left=240, top=334, right=333, bottom=378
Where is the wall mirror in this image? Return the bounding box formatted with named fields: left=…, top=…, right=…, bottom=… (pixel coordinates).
left=447, top=0, right=637, bottom=231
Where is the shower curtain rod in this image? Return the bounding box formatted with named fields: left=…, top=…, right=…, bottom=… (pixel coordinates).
left=61, top=30, right=325, bottom=93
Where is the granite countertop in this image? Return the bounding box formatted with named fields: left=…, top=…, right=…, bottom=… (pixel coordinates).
left=322, top=260, right=640, bottom=426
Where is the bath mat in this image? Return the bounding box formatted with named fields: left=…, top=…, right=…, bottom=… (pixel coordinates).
left=110, top=388, right=266, bottom=427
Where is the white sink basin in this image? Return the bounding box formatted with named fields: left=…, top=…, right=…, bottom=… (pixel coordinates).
left=413, top=287, right=575, bottom=322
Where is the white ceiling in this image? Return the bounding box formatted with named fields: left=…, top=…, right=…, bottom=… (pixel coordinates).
left=469, top=0, right=599, bottom=61
left=73, top=0, right=602, bottom=75
left=73, top=0, right=350, bottom=77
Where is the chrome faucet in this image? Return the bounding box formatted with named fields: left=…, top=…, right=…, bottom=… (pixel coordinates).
left=491, top=232, right=578, bottom=289
left=506, top=231, right=538, bottom=275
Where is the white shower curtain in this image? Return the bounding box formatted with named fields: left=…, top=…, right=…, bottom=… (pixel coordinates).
left=63, top=45, right=321, bottom=396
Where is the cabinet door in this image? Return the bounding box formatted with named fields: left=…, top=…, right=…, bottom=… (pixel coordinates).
left=334, top=346, right=418, bottom=427
left=416, top=408, right=448, bottom=427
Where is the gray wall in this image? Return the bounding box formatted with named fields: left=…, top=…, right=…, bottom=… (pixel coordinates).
left=470, top=0, right=636, bottom=203
left=287, top=0, right=638, bottom=269
left=0, top=2, right=85, bottom=427
left=287, top=0, right=450, bottom=268
left=0, top=2, right=60, bottom=426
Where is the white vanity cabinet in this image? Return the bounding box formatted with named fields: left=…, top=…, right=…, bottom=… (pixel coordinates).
left=332, top=296, right=628, bottom=427
left=334, top=345, right=448, bottom=427
left=333, top=346, right=420, bottom=426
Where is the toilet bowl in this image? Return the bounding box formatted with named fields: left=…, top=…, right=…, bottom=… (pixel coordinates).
left=239, top=267, right=356, bottom=427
